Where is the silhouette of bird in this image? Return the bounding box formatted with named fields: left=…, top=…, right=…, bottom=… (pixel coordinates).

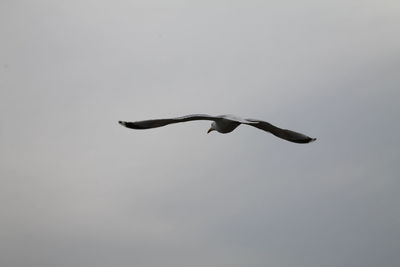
left=119, top=114, right=316, bottom=144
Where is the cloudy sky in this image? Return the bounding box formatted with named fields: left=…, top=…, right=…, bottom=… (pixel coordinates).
left=1, top=0, right=399, bottom=266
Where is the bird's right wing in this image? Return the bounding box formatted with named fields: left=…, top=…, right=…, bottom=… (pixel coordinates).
left=119, top=114, right=218, bottom=130
left=245, top=119, right=316, bottom=144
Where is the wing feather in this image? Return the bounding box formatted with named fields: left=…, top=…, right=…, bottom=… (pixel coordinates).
left=119, top=114, right=217, bottom=130
left=245, top=119, right=316, bottom=144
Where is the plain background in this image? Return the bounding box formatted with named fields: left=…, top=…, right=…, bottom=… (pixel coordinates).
left=1, top=0, right=399, bottom=266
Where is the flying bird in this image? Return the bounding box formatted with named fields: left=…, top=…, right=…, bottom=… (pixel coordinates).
left=118, top=114, right=316, bottom=144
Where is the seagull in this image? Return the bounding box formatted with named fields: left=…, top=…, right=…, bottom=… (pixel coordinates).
left=118, top=114, right=316, bottom=144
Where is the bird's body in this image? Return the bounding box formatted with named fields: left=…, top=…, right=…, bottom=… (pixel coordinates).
left=208, top=115, right=248, bottom=133
left=119, top=114, right=316, bottom=144
left=210, top=119, right=240, bottom=133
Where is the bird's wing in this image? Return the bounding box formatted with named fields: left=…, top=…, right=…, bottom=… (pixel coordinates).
left=119, top=114, right=218, bottom=130
left=245, top=119, right=316, bottom=144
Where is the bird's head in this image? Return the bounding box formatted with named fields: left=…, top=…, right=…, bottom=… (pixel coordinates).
left=207, top=122, right=217, bottom=134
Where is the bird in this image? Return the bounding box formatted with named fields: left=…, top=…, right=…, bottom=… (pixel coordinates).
left=118, top=114, right=316, bottom=144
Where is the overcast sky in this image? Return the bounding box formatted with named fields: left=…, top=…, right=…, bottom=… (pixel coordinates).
left=1, top=0, right=400, bottom=266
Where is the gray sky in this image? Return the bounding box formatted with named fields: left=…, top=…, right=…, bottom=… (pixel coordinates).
left=1, top=0, right=400, bottom=266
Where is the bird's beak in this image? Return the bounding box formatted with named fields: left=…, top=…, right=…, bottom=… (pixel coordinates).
left=207, top=128, right=213, bottom=134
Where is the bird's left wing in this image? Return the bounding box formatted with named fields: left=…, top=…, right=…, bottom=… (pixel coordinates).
left=245, top=119, right=316, bottom=144
left=119, top=114, right=218, bottom=130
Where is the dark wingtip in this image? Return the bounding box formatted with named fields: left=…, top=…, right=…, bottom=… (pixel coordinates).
left=118, top=121, right=147, bottom=129
left=290, top=136, right=317, bottom=144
